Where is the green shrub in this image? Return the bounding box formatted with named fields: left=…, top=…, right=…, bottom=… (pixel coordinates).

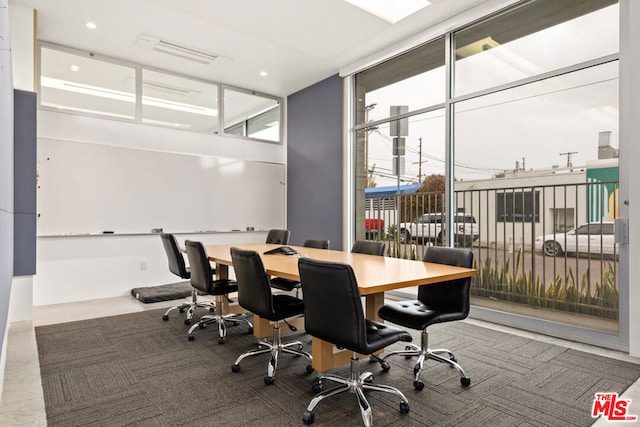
left=471, top=249, right=618, bottom=320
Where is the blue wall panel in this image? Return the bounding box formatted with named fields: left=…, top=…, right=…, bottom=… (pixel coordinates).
left=287, top=74, right=343, bottom=249
left=13, top=90, right=36, bottom=275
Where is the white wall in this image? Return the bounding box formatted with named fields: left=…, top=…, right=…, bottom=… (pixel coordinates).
left=7, top=0, right=288, bottom=310
left=36, top=110, right=286, bottom=164
left=35, top=231, right=266, bottom=306
left=30, top=111, right=286, bottom=307
left=0, top=0, right=16, bottom=404
left=8, top=4, right=34, bottom=92
left=7, top=5, right=36, bottom=325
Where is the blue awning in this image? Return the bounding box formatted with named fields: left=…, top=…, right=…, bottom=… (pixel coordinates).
left=365, top=183, right=421, bottom=197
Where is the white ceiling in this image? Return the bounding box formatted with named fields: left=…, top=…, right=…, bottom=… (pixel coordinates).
left=10, top=0, right=490, bottom=97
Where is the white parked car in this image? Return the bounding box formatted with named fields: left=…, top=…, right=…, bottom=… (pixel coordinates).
left=399, top=213, right=479, bottom=246
left=534, top=222, right=617, bottom=257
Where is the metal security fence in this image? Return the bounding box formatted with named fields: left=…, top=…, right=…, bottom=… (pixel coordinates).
left=364, top=180, right=619, bottom=320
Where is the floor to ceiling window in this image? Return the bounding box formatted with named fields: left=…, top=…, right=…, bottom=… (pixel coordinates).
left=350, top=0, right=622, bottom=349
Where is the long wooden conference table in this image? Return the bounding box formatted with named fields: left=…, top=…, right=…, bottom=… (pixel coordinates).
left=204, top=242, right=477, bottom=372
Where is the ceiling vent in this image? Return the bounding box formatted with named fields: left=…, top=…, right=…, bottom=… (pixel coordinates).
left=138, top=34, right=218, bottom=65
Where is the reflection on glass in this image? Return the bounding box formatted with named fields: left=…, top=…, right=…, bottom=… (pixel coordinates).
left=352, top=0, right=621, bottom=338
left=453, top=63, right=619, bottom=332
left=454, top=1, right=618, bottom=96
left=142, top=70, right=218, bottom=132
left=362, top=109, right=445, bottom=188
left=223, top=88, right=280, bottom=142
left=355, top=38, right=445, bottom=125
left=454, top=62, right=618, bottom=181
left=40, top=47, right=136, bottom=119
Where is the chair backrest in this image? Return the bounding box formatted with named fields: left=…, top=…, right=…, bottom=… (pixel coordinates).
left=298, top=257, right=368, bottom=354
left=351, top=240, right=386, bottom=256
left=303, top=239, right=330, bottom=249
left=160, top=233, right=190, bottom=279
left=419, top=246, right=474, bottom=316
left=265, top=229, right=290, bottom=245
left=184, top=240, right=215, bottom=294
left=230, top=247, right=274, bottom=318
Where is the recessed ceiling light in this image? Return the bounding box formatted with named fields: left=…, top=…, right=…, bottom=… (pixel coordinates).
left=345, top=0, right=431, bottom=24
left=85, top=21, right=97, bottom=30
left=69, top=65, right=80, bottom=72
left=260, top=71, right=269, bottom=77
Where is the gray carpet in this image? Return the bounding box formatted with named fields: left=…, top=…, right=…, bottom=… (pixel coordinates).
left=35, top=309, right=640, bottom=426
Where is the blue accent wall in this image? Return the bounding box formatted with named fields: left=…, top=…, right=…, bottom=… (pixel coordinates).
left=13, top=90, right=36, bottom=275
left=287, top=74, right=343, bottom=250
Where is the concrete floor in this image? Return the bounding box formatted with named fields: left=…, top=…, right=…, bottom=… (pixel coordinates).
left=0, top=295, right=638, bottom=426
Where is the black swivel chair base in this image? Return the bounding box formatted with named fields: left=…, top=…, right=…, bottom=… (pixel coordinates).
left=187, top=294, right=253, bottom=343
left=380, top=329, right=470, bottom=390
left=162, top=289, right=215, bottom=325
left=231, top=320, right=313, bottom=385
left=304, top=352, right=409, bottom=427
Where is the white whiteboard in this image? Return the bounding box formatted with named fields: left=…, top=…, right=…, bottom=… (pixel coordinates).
left=37, top=139, right=285, bottom=235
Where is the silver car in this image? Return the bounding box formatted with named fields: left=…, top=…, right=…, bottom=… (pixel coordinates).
left=534, top=222, right=616, bottom=257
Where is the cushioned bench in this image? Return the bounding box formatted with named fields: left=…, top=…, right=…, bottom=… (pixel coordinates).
left=131, top=282, right=202, bottom=303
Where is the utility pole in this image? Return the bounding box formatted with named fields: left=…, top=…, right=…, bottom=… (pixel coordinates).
left=418, top=137, right=422, bottom=183
left=412, top=137, right=427, bottom=184
left=364, top=103, right=376, bottom=187
left=559, top=151, right=578, bottom=168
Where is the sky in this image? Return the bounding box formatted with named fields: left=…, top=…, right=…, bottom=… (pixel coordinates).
left=364, top=4, right=619, bottom=187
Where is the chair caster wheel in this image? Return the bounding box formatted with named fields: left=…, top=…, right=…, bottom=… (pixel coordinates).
left=380, top=361, right=391, bottom=371
left=231, top=364, right=241, bottom=373
left=302, top=411, right=315, bottom=425
left=217, top=337, right=225, bottom=344
left=209, top=307, right=216, bottom=312
left=305, top=364, right=314, bottom=374
left=162, top=315, right=169, bottom=321
left=184, top=319, right=191, bottom=326
left=364, top=376, right=374, bottom=384
left=461, top=377, right=471, bottom=387
left=199, top=322, right=206, bottom=329
left=179, top=307, right=185, bottom=313
left=413, top=380, right=424, bottom=390
left=399, top=401, right=410, bottom=414
left=264, top=376, right=274, bottom=385
left=312, top=382, right=322, bottom=393
left=247, top=327, right=254, bottom=334
left=188, top=335, right=195, bottom=341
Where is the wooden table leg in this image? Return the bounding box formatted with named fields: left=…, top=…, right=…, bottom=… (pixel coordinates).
left=214, top=263, right=246, bottom=315
left=253, top=315, right=272, bottom=338
left=365, top=292, right=384, bottom=322
left=311, top=292, right=386, bottom=371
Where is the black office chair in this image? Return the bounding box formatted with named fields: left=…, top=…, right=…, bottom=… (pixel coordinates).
left=184, top=241, right=253, bottom=343
left=229, top=247, right=313, bottom=385
left=298, top=257, right=412, bottom=426
left=270, top=238, right=330, bottom=295
left=265, top=229, right=290, bottom=244
left=377, top=246, right=474, bottom=390
left=160, top=233, right=216, bottom=325
left=302, top=238, right=330, bottom=249
left=351, top=240, right=386, bottom=256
